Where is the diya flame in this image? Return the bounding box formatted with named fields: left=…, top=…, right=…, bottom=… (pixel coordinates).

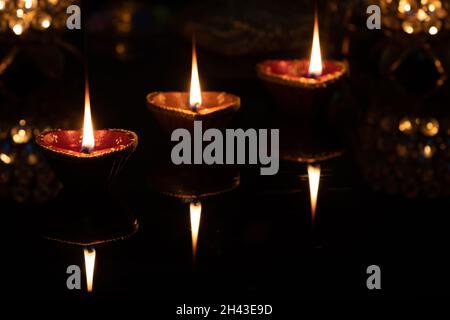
left=82, top=82, right=95, bottom=153
left=189, top=39, right=202, bottom=110
left=308, top=10, right=323, bottom=77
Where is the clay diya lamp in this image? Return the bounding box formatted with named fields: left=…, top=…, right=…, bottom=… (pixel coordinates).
left=146, top=39, right=241, bottom=201
left=257, top=12, right=347, bottom=118
left=35, top=84, right=139, bottom=247
left=146, top=40, right=240, bottom=133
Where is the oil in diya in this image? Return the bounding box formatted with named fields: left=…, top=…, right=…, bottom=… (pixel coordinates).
left=257, top=10, right=348, bottom=117
left=146, top=38, right=241, bottom=133
left=35, top=82, right=139, bottom=246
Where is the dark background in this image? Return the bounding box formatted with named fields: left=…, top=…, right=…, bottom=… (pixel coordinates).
left=0, top=0, right=448, bottom=305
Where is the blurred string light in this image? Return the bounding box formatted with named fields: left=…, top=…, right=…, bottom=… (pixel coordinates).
left=0, top=119, right=61, bottom=203
left=380, top=0, right=449, bottom=35
left=358, top=111, right=450, bottom=198
left=398, top=117, right=440, bottom=136
left=0, top=0, right=77, bottom=36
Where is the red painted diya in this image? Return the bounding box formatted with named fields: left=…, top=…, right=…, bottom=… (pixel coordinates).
left=258, top=59, right=347, bottom=89
left=146, top=91, right=240, bottom=132
left=34, top=80, right=139, bottom=246
left=257, top=11, right=348, bottom=117
left=35, top=128, right=139, bottom=246
left=36, top=129, right=138, bottom=187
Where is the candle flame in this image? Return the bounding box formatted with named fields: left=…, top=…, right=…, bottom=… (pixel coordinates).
left=308, top=11, right=323, bottom=77
left=307, top=164, right=321, bottom=224
left=189, top=39, right=202, bottom=110
left=83, top=248, right=96, bottom=293
left=81, top=82, right=95, bottom=152
left=190, top=201, right=202, bottom=262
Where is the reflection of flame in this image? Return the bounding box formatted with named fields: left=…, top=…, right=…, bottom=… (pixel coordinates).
left=190, top=201, right=202, bottom=261
left=83, top=248, right=96, bottom=293
left=189, top=38, right=202, bottom=110
left=81, top=82, right=95, bottom=152
left=307, top=164, right=321, bottom=224
left=308, top=11, right=323, bottom=77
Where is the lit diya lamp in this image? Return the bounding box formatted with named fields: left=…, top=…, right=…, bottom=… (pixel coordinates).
left=146, top=38, right=241, bottom=132
left=257, top=9, right=347, bottom=116
left=35, top=81, right=139, bottom=247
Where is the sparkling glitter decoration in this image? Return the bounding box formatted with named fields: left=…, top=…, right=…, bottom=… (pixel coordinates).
left=0, top=119, right=61, bottom=203
left=0, top=0, right=77, bottom=36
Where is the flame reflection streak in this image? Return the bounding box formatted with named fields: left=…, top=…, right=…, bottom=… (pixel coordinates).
left=84, top=248, right=96, bottom=293
left=81, top=82, right=95, bottom=152
left=190, top=201, right=202, bottom=262
left=307, top=164, right=321, bottom=225
left=308, top=10, right=323, bottom=77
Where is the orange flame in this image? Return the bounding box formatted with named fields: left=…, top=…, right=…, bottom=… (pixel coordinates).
left=189, top=38, right=202, bottom=110
left=83, top=248, right=96, bottom=293
left=307, top=164, right=321, bottom=224
left=81, top=82, right=95, bottom=152
left=190, top=201, right=202, bottom=261
left=308, top=10, right=323, bottom=77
